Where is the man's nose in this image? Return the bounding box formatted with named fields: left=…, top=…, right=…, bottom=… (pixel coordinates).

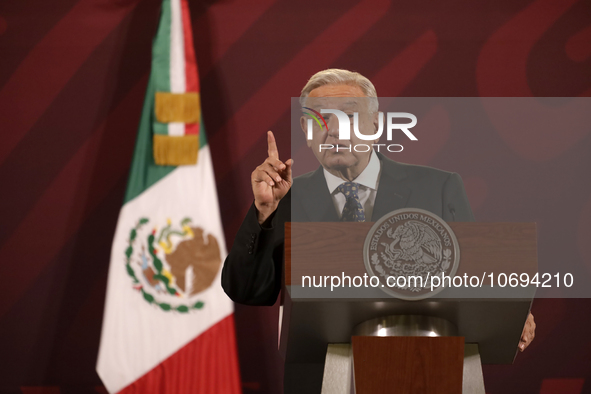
left=325, top=115, right=340, bottom=138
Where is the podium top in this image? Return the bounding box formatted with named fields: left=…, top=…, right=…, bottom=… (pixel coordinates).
left=286, top=221, right=537, bottom=294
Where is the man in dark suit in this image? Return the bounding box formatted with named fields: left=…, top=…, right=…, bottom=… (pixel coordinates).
left=221, top=69, right=535, bottom=353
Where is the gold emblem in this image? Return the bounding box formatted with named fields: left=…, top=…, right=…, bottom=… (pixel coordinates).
left=363, top=208, right=460, bottom=300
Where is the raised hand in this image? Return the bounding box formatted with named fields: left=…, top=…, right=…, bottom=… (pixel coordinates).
left=251, top=131, right=293, bottom=224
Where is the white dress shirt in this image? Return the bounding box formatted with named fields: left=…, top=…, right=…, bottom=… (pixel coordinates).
left=323, top=150, right=382, bottom=220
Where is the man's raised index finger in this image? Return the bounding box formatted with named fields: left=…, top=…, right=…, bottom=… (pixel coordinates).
left=267, top=130, right=279, bottom=158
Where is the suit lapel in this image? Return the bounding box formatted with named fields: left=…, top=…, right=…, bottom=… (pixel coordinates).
left=300, top=167, right=340, bottom=221
left=371, top=153, right=412, bottom=220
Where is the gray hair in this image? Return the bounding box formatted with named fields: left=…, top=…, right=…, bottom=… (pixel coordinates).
left=299, top=68, right=379, bottom=113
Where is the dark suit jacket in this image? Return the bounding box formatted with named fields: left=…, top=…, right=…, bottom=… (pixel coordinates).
left=221, top=152, right=474, bottom=305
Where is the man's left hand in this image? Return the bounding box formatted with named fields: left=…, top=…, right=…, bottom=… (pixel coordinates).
left=519, top=312, right=536, bottom=352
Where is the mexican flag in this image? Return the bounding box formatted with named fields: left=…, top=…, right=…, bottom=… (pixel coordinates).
left=96, top=0, right=241, bottom=393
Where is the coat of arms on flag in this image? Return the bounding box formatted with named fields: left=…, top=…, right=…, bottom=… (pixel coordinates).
left=125, top=217, right=222, bottom=312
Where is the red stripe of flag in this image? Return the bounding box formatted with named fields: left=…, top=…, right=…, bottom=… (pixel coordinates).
left=118, top=314, right=242, bottom=394
left=181, top=0, right=200, bottom=135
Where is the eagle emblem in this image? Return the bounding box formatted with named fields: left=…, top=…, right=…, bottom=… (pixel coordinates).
left=364, top=208, right=459, bottom=300
left=124, top=217, right=221, bottom=312
left=382, top=221, right=442, bottom=265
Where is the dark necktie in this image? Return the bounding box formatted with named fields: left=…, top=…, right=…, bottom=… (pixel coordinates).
left=337, top=182, right=366, bottom=222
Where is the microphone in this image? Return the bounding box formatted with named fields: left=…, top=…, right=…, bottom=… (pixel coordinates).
left=448, top=203, right=456, bottom=222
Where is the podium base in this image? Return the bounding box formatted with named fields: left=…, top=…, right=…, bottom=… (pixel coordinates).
left=463, top=344, right=486, bottom=394
left=321, top=344, right=353, bottom=394
left=320, top=342, right=485, bottom=394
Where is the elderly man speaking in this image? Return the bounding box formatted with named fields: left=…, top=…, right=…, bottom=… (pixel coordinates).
left=221, top=69, right=535, bottom=355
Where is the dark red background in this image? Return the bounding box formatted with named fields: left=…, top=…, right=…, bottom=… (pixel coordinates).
left=0, top=0, right=590, bottom=393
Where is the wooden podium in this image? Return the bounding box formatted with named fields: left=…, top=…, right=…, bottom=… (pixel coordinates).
left=281, top=222, right=537, bottom=393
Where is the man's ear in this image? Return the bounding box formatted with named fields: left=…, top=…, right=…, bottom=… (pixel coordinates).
left=300, top=115, right=312, bottom=148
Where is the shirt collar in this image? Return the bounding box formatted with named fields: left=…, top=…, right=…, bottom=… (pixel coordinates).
left=323, top=150, right=381, bottom=193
